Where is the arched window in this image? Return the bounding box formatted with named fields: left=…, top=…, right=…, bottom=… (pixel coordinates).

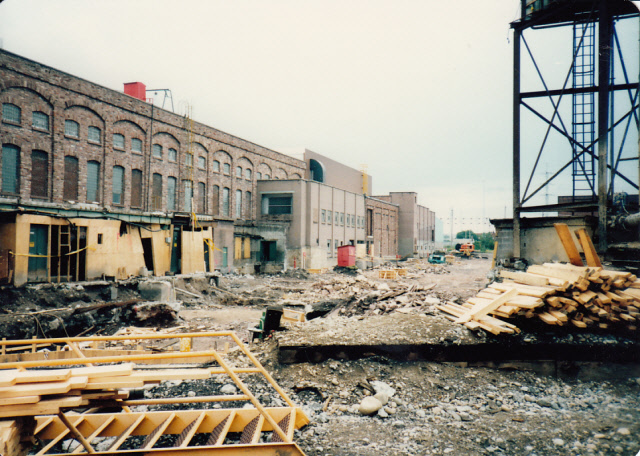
left=183, top=180, right=193, bottom=212
left=168, top=148, right=177, bottom=162
left=167, top=177, right=177, bottom=211
left=152, top=173, right=163, bottom=210
left=2, top=103, right=21, bottom=124
left=309, top=158, right=324, bottom=183
left=2, top=144, right=20, bottom=194
left=213, top=160, right=220, bottom=172
left=86, top=161, right=101, bottom=202
left=113, top=134, right=125, bottom=150
left=32, top=112, right=49, bottom=131
left=245, top=168, right=252, bottom=180
left=31, top=150, right=48, bottom=198
left=235, top=190, right=242, bottom=218
left=212, top=185, right=220, bottom=215
left=152, top=144, right=162, bottom=158
left=222, top=187, right=230, bottom=217
left=65, top=120, right=79, bottom=138
left=112, top=166, right=124, bottom=205
left=198, top=182, right=206, bottom=213
left=236, top=166, right=242, bottom=178
left=88, top=126, right=101, bottom=144
left=245, top=191, right=252, bottom=218
left=63, top=156, right=79, bottom=201
left=131, top=169, right=143, bottom=207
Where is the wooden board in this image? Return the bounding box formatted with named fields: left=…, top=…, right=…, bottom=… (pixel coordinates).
left=498, top=270, right=549, bottom=287
left=455, top=288, right=518, bottom=324
left=554, top=223, right=584, bottom=266
left=574, top=228, right=602, bottom=267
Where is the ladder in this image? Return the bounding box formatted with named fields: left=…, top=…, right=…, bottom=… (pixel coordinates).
left=571, top=20, right=597, bottom=199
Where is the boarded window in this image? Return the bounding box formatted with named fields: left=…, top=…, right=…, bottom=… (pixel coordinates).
left=234, top=237, right=242, bottom=260
left=63, top=156, right=78, bottom=200
left=243, top=237, right=251, bottom=259
left=212, top=185, right=219, bottom=215
left=222, top=187, right=230, bottom=216
left=86, top=161, right=100, bottom=202
left=112, top=166, right=124, bottom=205
left=167, top=177, right=176, bottom=211
left=198, top=182, right=206, bottom=213
left=131, top=169, right=142, bottom=207
left=235, top=189, right=242, bottom=218
left=183, top=180, right=193, bottom=212
left=152, top=173, right=162, bottom=210
left=31, top=150, right=48, bottom=198
left=2, top=144, right=20, bottom=194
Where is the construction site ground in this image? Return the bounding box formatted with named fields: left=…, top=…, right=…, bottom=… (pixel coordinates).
left=1, top=258, right=639, bottom=455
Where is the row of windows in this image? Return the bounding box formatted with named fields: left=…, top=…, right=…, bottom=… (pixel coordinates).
left=3, top=103, right=50, bottom=131
left=1, top=144, right=254, bottom=218
left=326, top=239, right=354, bottom=258
left=320, top=210, right=364, bottom=228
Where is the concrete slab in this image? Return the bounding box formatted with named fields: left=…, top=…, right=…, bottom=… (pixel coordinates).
left=276, top=313, right=640, bottom=364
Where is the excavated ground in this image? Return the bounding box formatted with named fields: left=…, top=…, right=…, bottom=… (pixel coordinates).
left=1, top=259, right=639, bottom=455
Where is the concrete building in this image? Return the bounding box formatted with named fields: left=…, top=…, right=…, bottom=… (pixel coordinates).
left=374, top=192, right=436, bottom=258
left=258, top=179, right=366, bottom=269
left=364, top=196, right=399, bottom=258
left=0, top=49, right=306, bottom=285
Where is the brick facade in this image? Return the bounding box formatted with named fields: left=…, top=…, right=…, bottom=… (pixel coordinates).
left=0, top=49, right=306, bottom=217
left=365, top=197, right=399, bottom=257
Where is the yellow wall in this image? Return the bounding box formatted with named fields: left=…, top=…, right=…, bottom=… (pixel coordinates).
left=181, top=227, right=212, bottom=274
left=140, top=224, right=173, bottom=276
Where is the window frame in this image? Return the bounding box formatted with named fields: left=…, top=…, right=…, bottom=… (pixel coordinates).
left=223, top=163, right=231, bottom=175
left=212, top=160, right=220, bottom=172
left=168, top=148, right=177, bottom=162
left=131, top=138, right=143, bottom=154
left=261, top=194, right=293, bottom=215
left=236, top=166, right=242, bottom=178
left=2, top=103, right=21, bottom=124
left=112, top=165, right=125, bottom=205
left=65, top=120, right=79, bottom=138
left=113, top=133, right=125, bottom=151
left=88, top=126, right=102, bottom=144
left=152, top=144, right=163, bottom=158
left=32, top=111, right=49, bottom=131
left=198, top=156, right=206, bottom=169
left=1, top=144, right=20, bottom=194
left=86, top=160, right=101, bottom=203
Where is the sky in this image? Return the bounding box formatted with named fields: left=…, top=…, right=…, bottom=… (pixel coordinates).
left=0, top=1, right=638, bottom=237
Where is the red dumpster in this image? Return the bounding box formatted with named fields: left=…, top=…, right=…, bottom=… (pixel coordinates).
left=337, top=245, right=356, bottom=267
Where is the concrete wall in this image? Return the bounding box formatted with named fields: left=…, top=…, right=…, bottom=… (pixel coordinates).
left=491, top=216, right=595, bottom=265
left=258, top=179, right=365, bottom=269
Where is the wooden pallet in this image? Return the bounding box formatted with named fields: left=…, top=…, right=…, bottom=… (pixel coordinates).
left=379, top=270, right=398, bottom=279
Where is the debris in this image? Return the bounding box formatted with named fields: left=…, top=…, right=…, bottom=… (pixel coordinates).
left=358, top=396, right=383, bottom=415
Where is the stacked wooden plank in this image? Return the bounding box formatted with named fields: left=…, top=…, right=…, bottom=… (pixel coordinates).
left=0, top=363, right=237, bottom=419
left=438, top=262, right=640, bottom=335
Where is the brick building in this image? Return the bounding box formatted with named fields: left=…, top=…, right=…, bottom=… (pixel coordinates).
left=0, top=49, right=305, bottom=285
left=364, top=196, right=399, bottom=258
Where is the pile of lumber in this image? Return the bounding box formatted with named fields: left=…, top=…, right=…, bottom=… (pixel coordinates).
left=437, top=263, right=640, bottom=335
left=0, top=363, right=234, bottom=419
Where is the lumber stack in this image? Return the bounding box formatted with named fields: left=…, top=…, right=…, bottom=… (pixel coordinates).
left=0, top=363, right=230, bottom=419
left=438, top=262, right=640, bottom=335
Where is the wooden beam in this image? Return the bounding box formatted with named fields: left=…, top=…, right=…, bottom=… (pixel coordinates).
left=554, top=223, right=584, bottom=266
left=574, top=228, right=602, bottom=267
left=455, top=288, right=519, bottom=324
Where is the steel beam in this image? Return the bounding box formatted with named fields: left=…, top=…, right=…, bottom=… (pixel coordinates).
left=513, top=27, right=522, bottom=258
left=597, top=0, right=612, bottom=252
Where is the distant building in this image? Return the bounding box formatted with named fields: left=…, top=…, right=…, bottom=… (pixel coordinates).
left=373, top=192, right=435, bottom=258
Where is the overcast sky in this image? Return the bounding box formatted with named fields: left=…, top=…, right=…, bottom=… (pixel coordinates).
left=1, top=1, right=637, bottom=236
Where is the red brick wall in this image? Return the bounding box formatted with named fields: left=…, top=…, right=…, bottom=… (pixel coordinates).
left=365, top=197, right=399, bottom=257
left=0, top=50, right=306, bottom=219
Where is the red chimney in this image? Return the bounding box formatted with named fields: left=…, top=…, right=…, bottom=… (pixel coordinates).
left=124, top=82, right=146, bottom=101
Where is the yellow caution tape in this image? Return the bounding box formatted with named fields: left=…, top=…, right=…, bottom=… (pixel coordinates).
left=10, top=244, right=97, bottom=259
left=204, top=238, right=222, bottom=253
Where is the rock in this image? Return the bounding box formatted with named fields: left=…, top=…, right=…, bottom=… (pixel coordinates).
left=358, top=397, right=383, bottom=415
left=552, top=438, right=565, bottom=446
left=138, top=281, right=172, bottom=302
left=384, top=406, right=396, bottom=415
left=370, top=381, right=396, bottom=398
left=501, top=404, right=513, bottom=412
left=524, top=395, right=536, bottom=402
left=616, top=427, right=630, bottom=436
left=459, top=412, right=473, bottom=421
left=377, top=408, right=389, bottom=418
left=220, top=384, right=237, bottom=395
left=537, top=398, right=553, bottom=408
left=374, top=392, right=389, bottom=406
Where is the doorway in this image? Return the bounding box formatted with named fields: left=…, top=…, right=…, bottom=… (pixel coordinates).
left=141, top=238, right=154, bottom=274
left=28, top=224, right=48, bottom=282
